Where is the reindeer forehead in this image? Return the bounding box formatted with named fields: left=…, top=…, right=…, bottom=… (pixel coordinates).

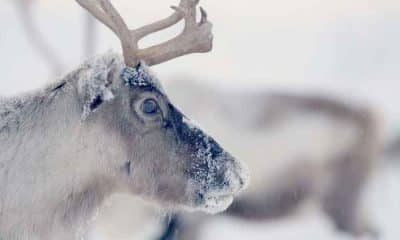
left=120, top=64, right=164, bottom=94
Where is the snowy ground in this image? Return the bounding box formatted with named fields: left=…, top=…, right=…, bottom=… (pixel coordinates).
left=1, top=0, right=399, bottom=239
left=199, top=164, right=400, bottom=240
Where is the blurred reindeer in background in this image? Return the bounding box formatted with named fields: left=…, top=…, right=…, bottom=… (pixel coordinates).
left=13, top=1, right=389, bottom=240
left=89, top=82, right=385, bottom=240
left=163, top=81, right=384, bottom=239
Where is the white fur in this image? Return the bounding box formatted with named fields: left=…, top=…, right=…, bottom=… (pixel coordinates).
left=0, top=53, right=128, bottom=239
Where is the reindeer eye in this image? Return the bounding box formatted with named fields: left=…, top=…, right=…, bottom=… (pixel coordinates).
left=141, top=99, right=158, bottom=114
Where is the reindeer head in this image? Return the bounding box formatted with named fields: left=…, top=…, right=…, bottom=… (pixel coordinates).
left=76, top=0, right=248, bottom=213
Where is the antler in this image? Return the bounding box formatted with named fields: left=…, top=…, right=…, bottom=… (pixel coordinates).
left=76, top=0, right=213, bottom=67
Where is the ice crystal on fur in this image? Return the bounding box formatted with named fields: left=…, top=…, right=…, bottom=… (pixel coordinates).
left=79, top=54, right=119, bottom=119
left=183, top=117, right=227, bottom=190
left=121, top=63, right=158, bottom=88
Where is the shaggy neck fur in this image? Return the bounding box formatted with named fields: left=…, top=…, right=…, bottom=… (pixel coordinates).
left=0, top=54, right=126, bottom=240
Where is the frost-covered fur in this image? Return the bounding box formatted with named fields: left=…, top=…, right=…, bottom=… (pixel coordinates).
left=0, top=55, right=122, bottom=239
left=0, top=54, right=248, bottom=240
left=91, top=80, right=383, bottom=240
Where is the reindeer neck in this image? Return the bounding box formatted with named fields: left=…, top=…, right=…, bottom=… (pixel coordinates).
left=0, top=79, right=113, bottom=238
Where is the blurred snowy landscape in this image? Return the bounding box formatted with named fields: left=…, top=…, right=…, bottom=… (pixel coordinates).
left=1, top=0, right=399, bottom=239
left=198, top=165, right=400, bottom=240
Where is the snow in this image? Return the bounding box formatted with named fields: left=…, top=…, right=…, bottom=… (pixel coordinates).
left=182, top=116, right=236, bottom=214
left=199, top=164, right=400, bottom=240
left=121, top=62, right=158, bottom=88
left=78, top=53, right=121, bottom=119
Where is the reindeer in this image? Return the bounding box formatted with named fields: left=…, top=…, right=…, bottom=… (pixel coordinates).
left=10, top=1, right=385, bottom=239
left=0, top=1, right=249, bottom=239
left=87, top=81, right=384, bottom=240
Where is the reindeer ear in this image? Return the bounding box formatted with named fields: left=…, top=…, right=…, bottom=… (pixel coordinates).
left=79, top=67, right=116, bottom=120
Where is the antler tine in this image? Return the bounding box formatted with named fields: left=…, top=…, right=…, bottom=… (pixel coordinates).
left=76, top=0, right=138, bottom=66
left=132, top=0, right=202, bottom=40
left=136, top=0, right=213, bottom=66
left=180, top=0, right=199, bottom=28
left=133, top=6, right=185, bottom=40
left=131, top=0, right=212, bottom=66
left=76, top=0, right=118, bottom=36
left=199, top=7, right=208, bottom=25
left=76, top=0, right=213, bottom=67
left=97, top=0, right=130, bottom=38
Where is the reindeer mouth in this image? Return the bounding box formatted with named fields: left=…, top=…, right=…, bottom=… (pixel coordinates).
left=185, top=151, right=249, bottom=214
left=191, top=172, right=245, bottom=214
left=199, top=193, right=234, bottom=214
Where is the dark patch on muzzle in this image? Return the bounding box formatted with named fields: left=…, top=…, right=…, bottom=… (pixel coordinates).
left=166, top=104, right=229, bottom=189
left=167, top=104, right=223, bottom=158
